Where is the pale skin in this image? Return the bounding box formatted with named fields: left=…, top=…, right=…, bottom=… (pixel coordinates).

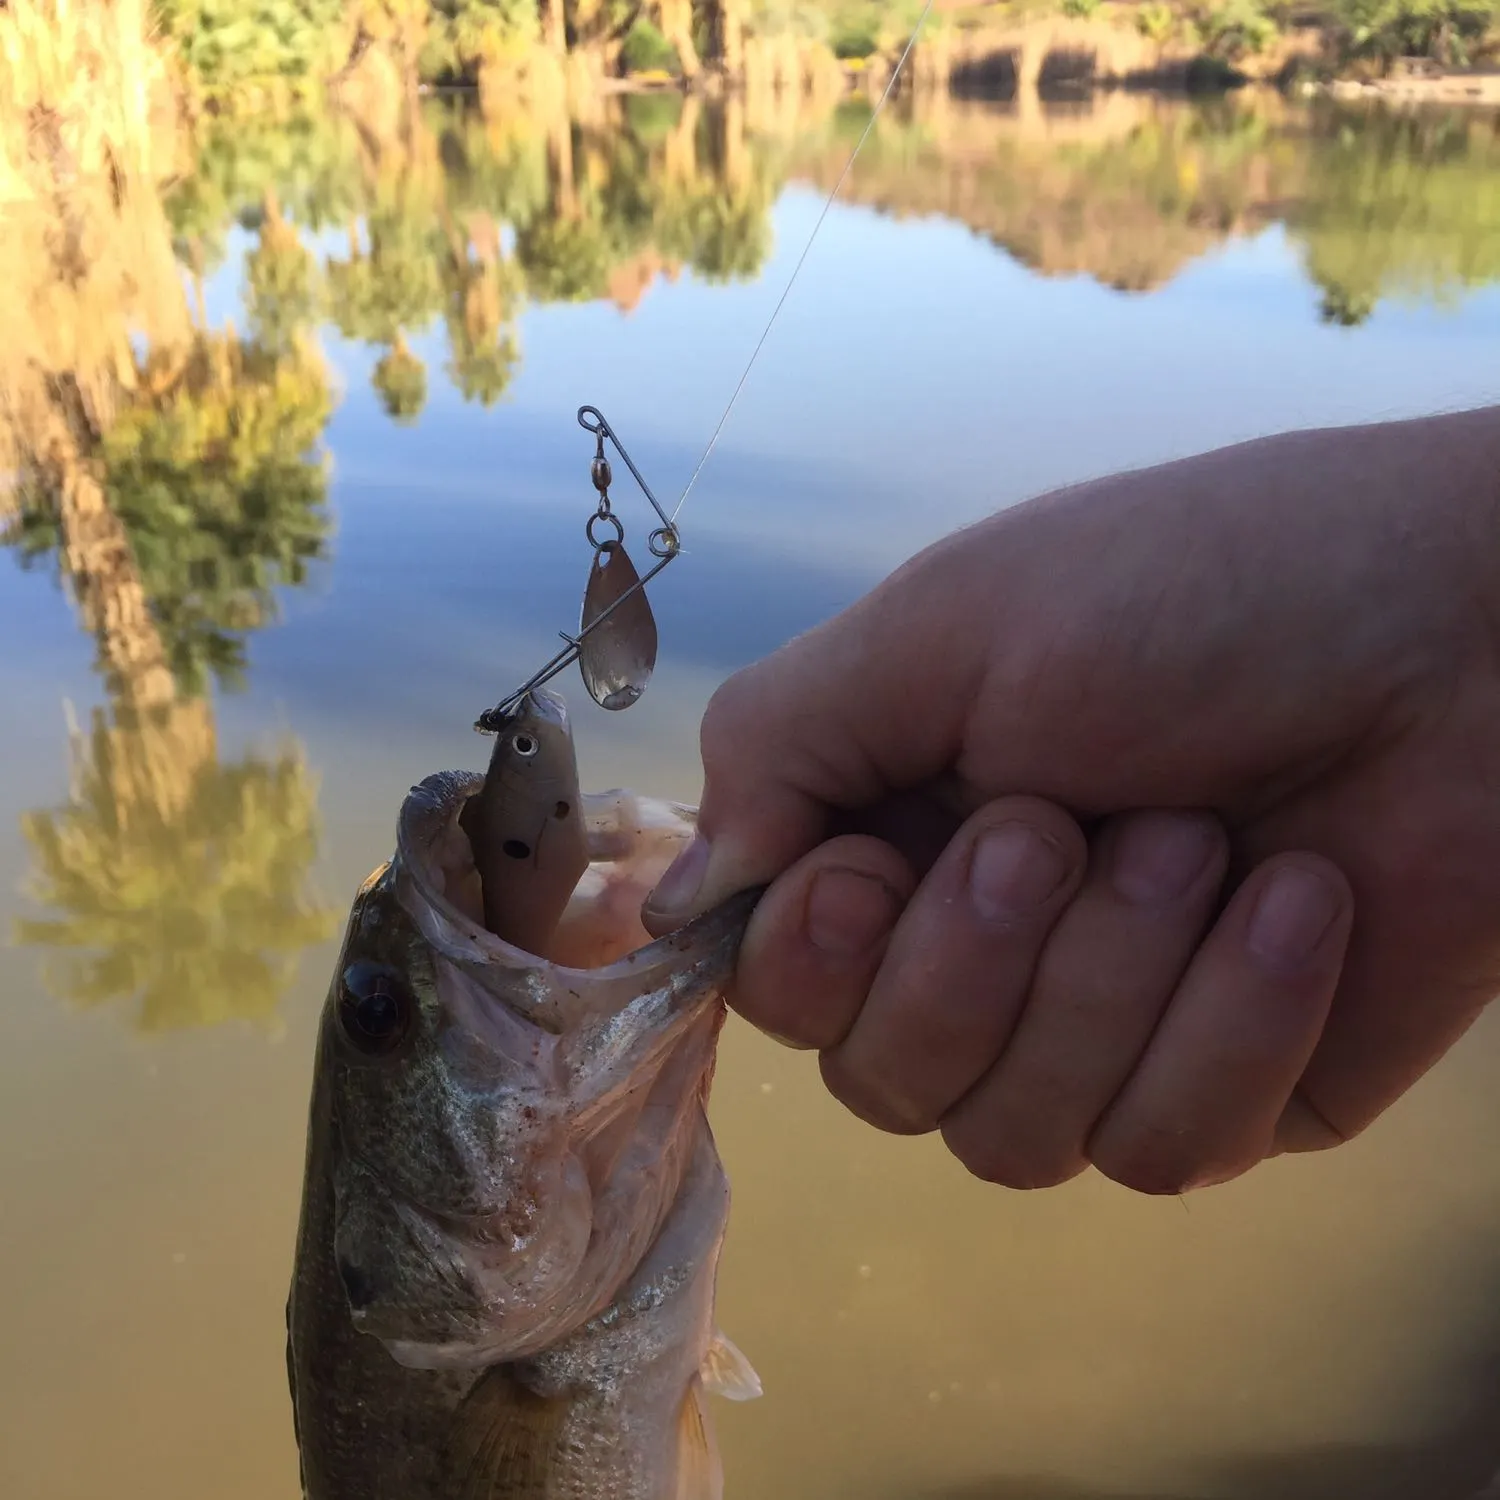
left=641, top=403, right=1500, bottom=1196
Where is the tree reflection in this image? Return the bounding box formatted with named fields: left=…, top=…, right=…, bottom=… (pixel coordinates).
left=784, top=91, right=1500, bottom=320
left=3, top=131, right=340, bottom=1033
left=373, top=332, right=430, bottom=422
left=173, top=89, right=783, bottom=412
left=1290, top=107, right=1500, bottom=327
left=16, top=702, right=339, bottom=1033
left=246, top=189, right=324, bottom=356
left=440, top=210, right=525, bottom=406
left=326, top=181, right=446, bottom=420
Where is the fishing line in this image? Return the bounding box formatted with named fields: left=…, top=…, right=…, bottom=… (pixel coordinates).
left=479, top=11, right=939, bottom=726
left=668, top=0, right=939, bottom=525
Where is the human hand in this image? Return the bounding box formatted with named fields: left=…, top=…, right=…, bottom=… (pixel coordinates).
left=642, top=405, right=1500, bottom=1194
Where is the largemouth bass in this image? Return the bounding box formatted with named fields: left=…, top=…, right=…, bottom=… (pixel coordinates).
left=287, top=720, right=761, bottom=1498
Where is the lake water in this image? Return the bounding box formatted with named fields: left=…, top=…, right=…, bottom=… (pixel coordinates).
left=4, top=83, right=1500, bottom=1500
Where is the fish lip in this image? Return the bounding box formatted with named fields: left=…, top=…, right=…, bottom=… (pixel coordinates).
left=521, top=686, right=568, bottom=730
left=395, top=769, right=763, bottom=989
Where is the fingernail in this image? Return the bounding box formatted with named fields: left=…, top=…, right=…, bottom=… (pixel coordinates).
left=805, top=868, right=903, bottom=957
left=1111, top=811, right=1216, bottom=905
left=968, top=821, right=1068, bottom=921
left=647, top=834, right=710, bottom=916
left=1246, top=866, right=1339, bottom=970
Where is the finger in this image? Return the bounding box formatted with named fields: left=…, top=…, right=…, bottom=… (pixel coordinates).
left=939, top=809, right=1228, bottom=1189
left=729, top=836, right=916, bottom=1051
left=1085, top=853, right=1353, bottom=1195
left=643, top=543, right=995, bottom=928
left=818, top=797, right=1088, bottom=1134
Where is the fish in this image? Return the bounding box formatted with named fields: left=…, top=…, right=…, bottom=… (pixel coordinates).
left=286, top=739, right=764, bottom=1500
left=457, top=689, right=590, bottom=956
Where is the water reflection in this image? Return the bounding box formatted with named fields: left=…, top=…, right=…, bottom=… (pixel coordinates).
left=15, top=701, right=338, bottom=1032
left=2, top=136, right=340, bottom=1031
left=793, top=93, right=1500, bottom=320
left=144, top=88, right=1500, bottom=442
left=1292, top=108, right=1500, bottom=325
left=14, top=83, right=1478, bottom=490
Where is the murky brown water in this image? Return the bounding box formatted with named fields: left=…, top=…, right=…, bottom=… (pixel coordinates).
left=4, top=82, right=1500, bottom=1500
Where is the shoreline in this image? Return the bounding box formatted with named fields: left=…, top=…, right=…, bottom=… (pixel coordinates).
left=419, top=68, right=1500, bottom=111
left=1313, top=69, right=1500, bottom=106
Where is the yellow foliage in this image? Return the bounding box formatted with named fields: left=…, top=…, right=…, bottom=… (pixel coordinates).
left=0, top=0, right=179, bottom=206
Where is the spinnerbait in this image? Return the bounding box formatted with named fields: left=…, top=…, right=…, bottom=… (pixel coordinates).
left=475, top=407, right=681, bottom=731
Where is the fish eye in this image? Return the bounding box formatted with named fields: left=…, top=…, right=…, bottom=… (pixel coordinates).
left=511, top=733, right=538, bottom=759
left=337, top=962, right=414, bottom=1058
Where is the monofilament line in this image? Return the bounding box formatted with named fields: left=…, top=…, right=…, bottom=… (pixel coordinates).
left=668, top=0, right=939, bottom=525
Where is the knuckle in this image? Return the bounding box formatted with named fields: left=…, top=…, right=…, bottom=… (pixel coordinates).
left=698, top=676, right=752, bottom=770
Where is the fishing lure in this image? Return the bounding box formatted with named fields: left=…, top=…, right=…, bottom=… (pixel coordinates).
left=475, top=407, right=681, bottom=731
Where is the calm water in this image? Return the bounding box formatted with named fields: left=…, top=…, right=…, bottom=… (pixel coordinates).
left=5, top=84, right=1500, bottom=1500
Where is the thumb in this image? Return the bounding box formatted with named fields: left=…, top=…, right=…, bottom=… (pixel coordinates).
left=641, top=546, right=986, bottom=932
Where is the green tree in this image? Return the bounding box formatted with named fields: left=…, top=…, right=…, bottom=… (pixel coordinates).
left=155, top=0, right=349, bottom=99
left=1136, top=2, right=1177, bottom=41
left=1193, top=0, right=1279, bottom=58
left=622, top=17, right=683, bottom=70
left=425, top=0, right=542, bottom=80
left=1332, top=0, right=1498, bottom=64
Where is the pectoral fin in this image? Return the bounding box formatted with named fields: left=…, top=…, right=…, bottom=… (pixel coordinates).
left=446, top=1364, right=570, bottom=1500
left=699, top=1329, right=762, bottom=1402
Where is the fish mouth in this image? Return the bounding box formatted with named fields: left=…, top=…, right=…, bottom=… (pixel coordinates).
left=391, top=767, right=762, bottom=1031
left=517, top=686, right=568, bottom=731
